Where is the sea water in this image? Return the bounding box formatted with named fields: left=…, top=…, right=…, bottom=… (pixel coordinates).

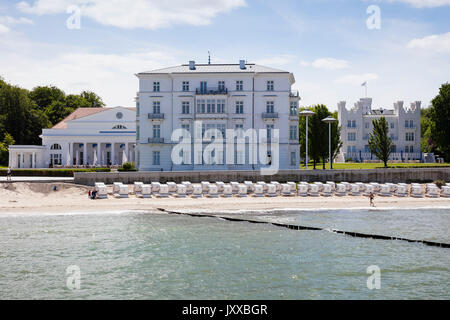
left=0, top=208, right=448, bottom=299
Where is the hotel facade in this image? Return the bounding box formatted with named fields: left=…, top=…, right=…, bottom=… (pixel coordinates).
left=135, top=60, right=301, bottom=171
left=337, top=98, right=422, bottom=162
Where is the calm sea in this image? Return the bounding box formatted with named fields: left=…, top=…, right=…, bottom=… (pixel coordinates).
left=0, top=208, right=449, bottom=299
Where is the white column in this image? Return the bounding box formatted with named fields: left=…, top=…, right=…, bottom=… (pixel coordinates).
left=111, top=143, right=115, bottom=165
left=69, top=143, right=73, bottom=166
left=83, top=143, right=87, bottom=165
left=125, top=143, right=129, bottom=163
left=32, top=152, right=35, bottom=168
left=98, top=143, right=102, bottom=165
left=21, top=153, right=25, bottom=168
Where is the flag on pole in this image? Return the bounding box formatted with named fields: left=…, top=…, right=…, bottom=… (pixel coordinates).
left=122, top=149, right=128, bottom=164
left=361, top=81, right=367, bottom=87
left=93, top=149, right=98, bottom=166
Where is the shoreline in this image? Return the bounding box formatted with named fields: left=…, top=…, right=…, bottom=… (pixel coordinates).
left=1, top=182, right=449, bottom=215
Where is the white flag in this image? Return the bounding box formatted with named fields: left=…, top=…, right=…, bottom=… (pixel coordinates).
left=361, top=82, right=367, bottom=87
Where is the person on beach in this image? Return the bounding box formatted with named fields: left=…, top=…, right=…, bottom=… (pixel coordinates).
left=91, top=190, right=97, bottom=200
left=369, top=192, right=375, bottom=207
left=6, top=167, right=12, bottom=181
left=88, top=190, right=91, bottom=198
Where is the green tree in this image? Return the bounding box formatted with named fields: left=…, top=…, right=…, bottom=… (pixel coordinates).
left=429, top=83, right=450, bottom=161
left=29, top=86, right=66, bottom=111
left=421, top=107, right=437, bottom=153
left=368, top=117, right=393, bottom=167
left=45, top=100, right=75, bottom=125
left=80, top=91, right=105, bottom=108
left=0, top=133, right=15, bottom=166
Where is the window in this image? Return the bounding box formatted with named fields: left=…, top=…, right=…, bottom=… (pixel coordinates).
left=181, top=124, right=190, bottom=133
left=153, top=125, right=161, bottom=138
left=236, top=80, right=243, bottom=91
left=266, top=101, right=274, bottom=113
left=405, top=146, right=409, bottom=153
left=207, top=99, right=216, bottom=113
left=153, top=151, right=160, bottom=165
left=291, top=152, right=296, bottom=166
left=50, top=144, right=62, bottom=150
left=365, top=145, right=370, bottom=153
left=290, top=101, right=298, bottom=116
left=347, top=146, right=352, bottom=153
left=347, top=120, right=356, bottom=128
left=235, top=124, right=244, bottom=138
left=136, top=125, right=140, bottom=140
left=217, top=99, right=225, bottom=113
left=391, top=145, right=397, bottom=152
left=218, top=81, right=225, bottom=91
left=352, top=120, right=356, bottom=128
left=391, top=122, right=395, bottom=129
left=348, top=132, right=356, bottom=141
left=112, top=125, right=127, bottom=129
left=365, top=122, right=369, bottom=129
left=182, top=81, right=189, bottom=92
left=410, top=146, right=414, bottom=153
left=200, top=81, right=207, bottom=93
left=235, top=101, right=244, bottom=114
left=406, top=132, right=414, bottom=141
left=267, top=80, right=274, bottom=91
left=197, top=99, right=206, bottom=113
left=50, top=154, right=62, bottom=165
left=409, top=120, right=414, bottom=128
left=290, top=125, right=297, bottom=140
left=182, top=101, right=190, bottom=114
left=153, top=101, right=160, bottom=114
left=136, top=102, right=140, bottom=116
left=153, top=82, right=160, bottom=92
left=266, top=124, right=274, bottom=139
left=352, top=146, right=356, bottom=153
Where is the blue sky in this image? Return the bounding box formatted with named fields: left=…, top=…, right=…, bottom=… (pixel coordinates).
left=0, top=0, right=449, bottom=110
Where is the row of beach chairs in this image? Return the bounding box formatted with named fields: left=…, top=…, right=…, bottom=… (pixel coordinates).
left=93, top=181, right=450, bottom=199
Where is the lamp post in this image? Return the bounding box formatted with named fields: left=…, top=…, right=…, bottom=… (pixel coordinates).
left=322, top=116, right=338, bottom=170
left=299, top=110, right=315, bottom=169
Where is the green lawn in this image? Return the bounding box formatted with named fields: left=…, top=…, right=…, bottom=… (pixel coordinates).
left=299, top=162, right=450, bottom=170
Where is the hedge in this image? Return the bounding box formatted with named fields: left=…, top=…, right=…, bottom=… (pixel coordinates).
left=0, top=168, right=111, bottom=177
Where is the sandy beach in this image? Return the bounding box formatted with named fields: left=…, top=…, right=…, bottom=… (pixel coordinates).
left=1, top=182, right=449, bottom=214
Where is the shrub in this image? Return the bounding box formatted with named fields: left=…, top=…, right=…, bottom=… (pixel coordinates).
left=0, top=168, right=111, bottom=177
left=434, top=180, right=446, bottom=188
left=120, top=162, right=136, bottom=171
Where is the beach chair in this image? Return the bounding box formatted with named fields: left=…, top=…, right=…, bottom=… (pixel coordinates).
left=341, top=182, right=351, bottom=192
left=379, top=184, right=392, bottom=197
left=96, top=184, right=108, bottom=199
left=222, top=184, right=233, bottom=198
left=191, top=184, right=202, bottom=198
left=182, top=181, right=193, bottom=195
left=314, top=182, right=324, bottom=192
left=151, top=182, right=161, bottom=194
left=244, top=181, right=254, bottom=193
left=216, top=181, right=225, bottom=193
left=113, top=182, right=123, bottom=195
left=363, top=184, right=374, bottom=196
left=370, top=182, right=381, bottom=194
left=167, top=182, right=177, bottom=194
left=410, top=185, right=423, bottom=198
left=308, top=184, right=319, bottom=197
left=335, top=184, right=347, bottom=196
left=326, top=181, right=336, bottom=191
left=349, top=184, right=360, bottom=196
left=253, top=184, right=264, bottom=197
left=141, top=184, right=152, bottom=198
left=321, top=184, right=332, bottom=197
left=158, top=184, right=169, bottom=198
left=134, top=182, right=144, bottom=195
left=441, top=186, right=450, bottom=198
left=297, top=184, right=308, bottom=197
left=395, top=185, right=408, bottom=197
left=426, top=186, right=439, bottom=198
left=230, top=182, right=240, bottom=194
left=207, top=185, right=219, bottom=198
left=265, top=184, right=277, bottom=197
left=119, top=184, right=129, bottom=198
left=356, top=182, right=365, bottom=193
left=257, top=181, right=268, bottom=192
left=237, top=184, right=247, bottom=197
left=281, top=184, right=292, bottom=196
left=201, top=181, right=210, bottom=194
left=287, top=182, right=297, bottom=195
left=175, top=184, right=187, bottom=198
left=386, top=183, right=397, bottom=193
left=270, top=181, right=282, bottom=194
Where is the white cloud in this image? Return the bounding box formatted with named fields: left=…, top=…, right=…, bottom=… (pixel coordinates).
left=0, top=16, right=33, bottom=25
left=17, top=0, right=246, bottom=29
left=407, top=32, right=450, bottom=53
left=386, top=0, right=450, bottom=7
left=254, top=54, right=296, bottom=66
left=0, top=24, right=9, bottom=33
left=300, top=58, right=349, bottom=70
left=335, top=73, right=379, bottom=85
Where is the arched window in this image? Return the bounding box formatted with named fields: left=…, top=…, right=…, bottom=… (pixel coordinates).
left=112, top=125, right=127, bottom=129
left=50, top=144, right=62, bottom=150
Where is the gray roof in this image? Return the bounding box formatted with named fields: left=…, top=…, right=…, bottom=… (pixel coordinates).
left=138, top=63, right=290, bottom=75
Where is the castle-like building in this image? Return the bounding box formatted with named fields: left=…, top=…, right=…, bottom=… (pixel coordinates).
left=337, top=98, right=422, bottom=162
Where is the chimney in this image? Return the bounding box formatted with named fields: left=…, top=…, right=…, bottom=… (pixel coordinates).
left=189, top=61, right=196, bottom=70
left=239, top=60, right=246, bottom=70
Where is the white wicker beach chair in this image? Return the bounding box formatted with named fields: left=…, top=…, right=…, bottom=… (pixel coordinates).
left=230, top=182, right=239, bottom=194
left=297, top=184, right=308, bottom=197
left=134, top=182, right=144, bottom=195
left=151, top=182, right=161, bottom=194
left=426, top=186, right=439, bottom=198
left=321, top=184, right=332, bottom=197
left=349, top=184, right=360, bottom=196
left=182, top=181, right=193, bottom=195
left=326, top=181, right=336, bottom=191
left=158, top=184, right=169, bottom=198
left=257, top=181, right=268, bottom=192
left=216, top=181, right=225, bottom=193
left=113, top=182, right=123, bottom=195
left=281, top=184, right=291, bottom=196
left=253, top=184, right=264, bottom=197
left=410, top=185, right=423, bottom=198
left=96, top=184, right=108, bottom=199
left=335, top=183, right=347, bottom=196
left=314, top=182, right=324, bottom=192
left=287, top=182, right=297, bottom=195
left=266, top=184, right=277, bottom=197
left=237, top=184, right=248, bottom=197
left=141, top=184, right=152, bottom=198
left=395, top=185, right=408, bottom=197
left=270, top=181, right=282, bottom=194
left=119, top=184, right=129, bottom=198
left=244, top=181, right=254, bottom=193
left=201, top=181, right=210, bottom=194
left=175, top=184, right=187, bottom=198
left=363, top=184, right=374, bottom=196
left=308, top=184, right=319, bottom=197
left=191, top=184, right=202, bottom=198
left=441, top=186, right=450, bottom=198
left=379, top=184, right=392, bottom=197
left=167, top=182, right=177, bottom=194
left=207, top=185, right=219, bottom=198
left=222, top=184, right=233, bottom=198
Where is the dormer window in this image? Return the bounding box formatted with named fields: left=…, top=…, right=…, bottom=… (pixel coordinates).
left=113, top=125, right=127, bottom=129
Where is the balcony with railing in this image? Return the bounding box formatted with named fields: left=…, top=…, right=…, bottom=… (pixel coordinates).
left=148, top=113, right=165, bottom=119
left=195, top=87, right=228, bottom=95
left=289, top=90, right=300, bottom=98
left=148, top=137, right=165, bottom=144
left=262, top=112, right=279, bottom=119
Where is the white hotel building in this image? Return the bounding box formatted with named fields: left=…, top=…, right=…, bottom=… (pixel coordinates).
left=135, top=60, right=301, bottom=171
left=9, top=107, right=136, bottom=168
left=338, top=98, right=422, bottom=162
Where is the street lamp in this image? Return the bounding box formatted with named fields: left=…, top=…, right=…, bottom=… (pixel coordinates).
left=322, top=116, right=338, bottom=170
left=299, top=110, right=315, bottom=169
